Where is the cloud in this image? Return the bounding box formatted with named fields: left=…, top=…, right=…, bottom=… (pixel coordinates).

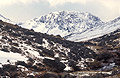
left=99, top=0, right=120, bottom=8
left=47, top=0, right=94, bottom=6
left=0, top=0, right=120, bottom=9
left=0, top=0, right=120, bottom=22
left=99, top=0, right=120, bottom=19
left=0, top=0, right=40, bottom=7
left=47, top=0, right=120, bottom=9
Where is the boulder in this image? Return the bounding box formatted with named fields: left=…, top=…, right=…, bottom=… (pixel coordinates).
left=43, top=58, right=66, bottom=72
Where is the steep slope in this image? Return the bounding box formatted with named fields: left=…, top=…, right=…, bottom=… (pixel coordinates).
left=67, top=17, right=120, bottom=41
left=84, top=28, right=120, bottom=71
left=1, top=20, right=120, bottom=78
left=20, top=11, right=120, bottom=42
left=0, top=20, right=97, bottom=77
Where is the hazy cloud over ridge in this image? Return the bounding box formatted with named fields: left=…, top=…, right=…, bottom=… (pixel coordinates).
left=0, top=0, right=40, bottom=6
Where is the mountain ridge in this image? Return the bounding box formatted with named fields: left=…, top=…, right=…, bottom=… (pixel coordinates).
left=0, top=14, right=14, bottom=24
left=20, top=11, right=120, bottom=42
left=19, top=11, right=104, bottom=39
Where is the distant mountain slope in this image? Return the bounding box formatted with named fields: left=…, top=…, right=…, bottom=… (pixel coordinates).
left=84, top=28, right=120, bottom=71
left=20, top=11, right=120, bottom=42
left=67, top=17, right=120, bottom=41
left=0, top=14, right=15, bottom=24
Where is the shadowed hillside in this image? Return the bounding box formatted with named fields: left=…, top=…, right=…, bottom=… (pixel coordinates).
left=0, top=20, right=120, bottom=78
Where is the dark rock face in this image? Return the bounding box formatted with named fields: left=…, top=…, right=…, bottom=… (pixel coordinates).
left=16, top=61, right=29, bottom=68
left=2, top=64, right=19, bottom=78
left=1, top=48, right=9, bottom=52
left=11, top=46, right=22, bottom=53
left=96, top=52, right=113, bottom=61
left=42, top=48, right=54, bottom=57
left=43, top=58, right=66, bottom=72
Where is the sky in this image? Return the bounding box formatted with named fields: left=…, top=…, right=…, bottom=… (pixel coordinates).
left=0, top=0, right=120, bottom=23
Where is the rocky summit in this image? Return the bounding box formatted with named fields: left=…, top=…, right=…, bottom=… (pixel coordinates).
left=20, top=11, right=120, bottom=42
left=0, top=20, right=120, bottom=78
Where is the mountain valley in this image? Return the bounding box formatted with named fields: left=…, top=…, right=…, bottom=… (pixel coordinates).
left=0, top=11, right=120, bottom=78
left=0, top=19, right=120, bottom=77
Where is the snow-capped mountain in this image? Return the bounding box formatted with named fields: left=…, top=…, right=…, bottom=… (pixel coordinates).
left=20, top=11, right=120, bottom=42
left=20, top=11, right=104, bottom=40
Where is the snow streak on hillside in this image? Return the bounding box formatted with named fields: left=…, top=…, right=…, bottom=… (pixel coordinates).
left=0, top=14, right=15, bottom=24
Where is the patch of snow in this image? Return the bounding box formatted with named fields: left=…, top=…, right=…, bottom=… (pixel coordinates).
left=76, top=58, right=87, bottom=69
left=60, top=60, right=68, bottom=63
left=64, top=65, right=72, bottom=71
left=42, top=38, right=50, bottom=49
left=29, top=73, right=35, bottom=76
left=45, top=56, right=54, bottom=60
left=19, top=43, right=40, bottom=58
left=17, top=65, right=28, bottom=71
left=85, top=58, right=94, bottom=62
left=0, top=35, right=2, bottom=39
left=100, top=63, right=116, bottom=70
left=0, top=50, right=28, bottom=64
left=0, top=64, right=2, bottom=68
left=80, top=74, right=90, bottom=77
left=54, top=53, right=59, bottom=58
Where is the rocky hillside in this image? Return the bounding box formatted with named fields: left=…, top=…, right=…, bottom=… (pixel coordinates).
left=85, top=28, right=120, bottom=69
left=20, top=11, right=120, bottom=42
left=0, top=20, right=120, bottom=78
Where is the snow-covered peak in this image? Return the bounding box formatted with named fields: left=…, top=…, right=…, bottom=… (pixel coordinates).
left=20, top=11, right=120, bottom=42
left=21, top=11, right=104, bottom=37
